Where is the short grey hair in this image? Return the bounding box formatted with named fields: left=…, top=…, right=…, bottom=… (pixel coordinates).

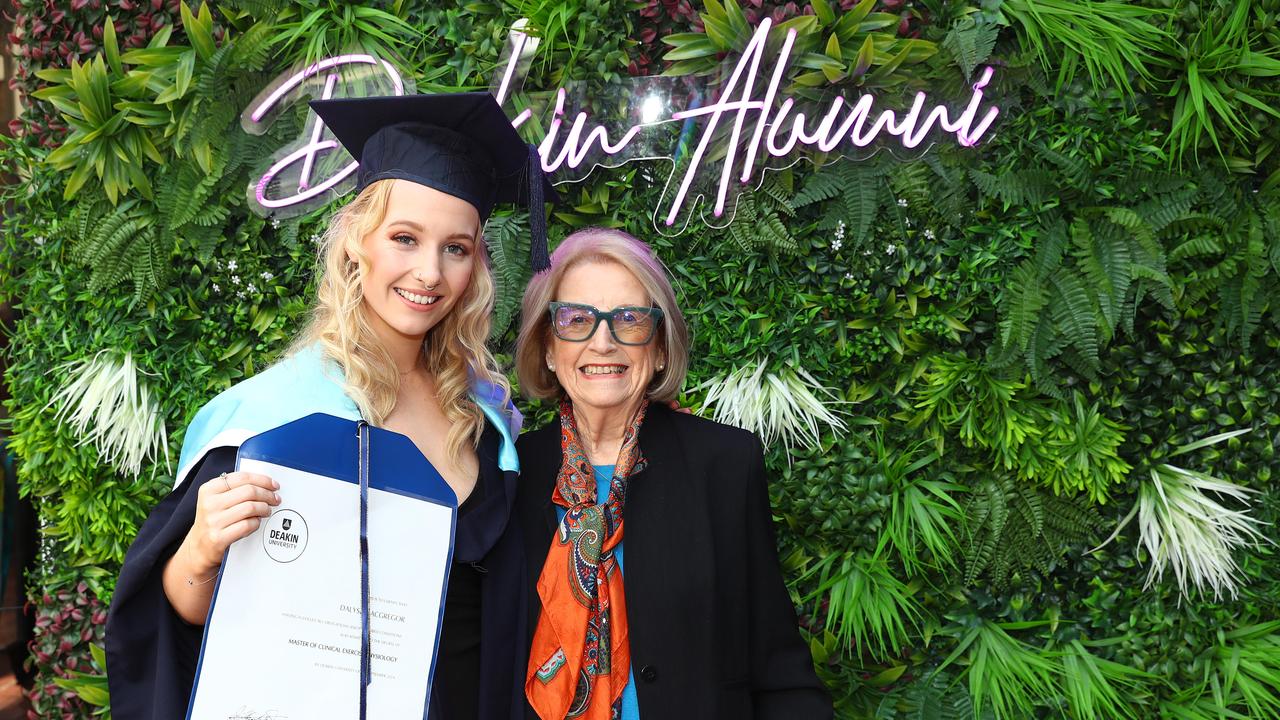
left=515, top=227, right=689, bottom=402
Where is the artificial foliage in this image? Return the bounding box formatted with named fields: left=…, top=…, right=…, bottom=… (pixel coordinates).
left=2, top=0, right=1279, bottom=718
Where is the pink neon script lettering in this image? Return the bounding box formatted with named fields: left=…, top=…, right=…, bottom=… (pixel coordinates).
left=537, top=88, right=643, bottom=173
left=249, top=24, right=999, bottom=221
left=663, top=20, right=1000, bottom=224
left=250, top=55, right=405, bottom=208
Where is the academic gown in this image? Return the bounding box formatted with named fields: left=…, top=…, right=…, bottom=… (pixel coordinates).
left=105, top=346, right=529, bottom=720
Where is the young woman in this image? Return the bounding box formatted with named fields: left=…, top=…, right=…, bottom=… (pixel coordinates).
left=106, top=93, right=554, bottom=720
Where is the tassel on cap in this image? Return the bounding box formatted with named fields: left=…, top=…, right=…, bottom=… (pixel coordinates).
left=529, top=143, right=551, bottom=273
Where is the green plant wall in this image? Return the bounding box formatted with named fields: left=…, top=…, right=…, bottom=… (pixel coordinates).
left=2, top=0, right=1278, bottom=717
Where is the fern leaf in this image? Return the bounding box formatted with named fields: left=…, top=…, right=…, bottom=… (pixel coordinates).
left=761, top=211, right=798, bottom=254
left=1048, top=269, right=1101, bottom=367
left=1138, top=187, right=1196, bottom=233
left=942, top=17, right=999, bottom=80
left=969, top=169, right=1052, bottom=207
left=923, top=154, right=969, bottom=227
left=793, top=169, right=845, bottom=207
left=1015, top=484, right=1045, bottom=536
left=965, top=480, right=1008, bottom=585
left=1168, top=234, right=1224, bottom=262
left=760, top=177, right=795, bottom=216
left=1033, top=142, right=1090, bottom=189
left=485, top=212, right=530, bottom=341
left=889, top=160, right=933, bottom=212
left=229, top=22, right=275, bottom=71
left=1026, top=315, right=1065, bottom=399
left=1072, top=217, right=1131, bottom=335
left=1001, top=264, right=1048, bottom=353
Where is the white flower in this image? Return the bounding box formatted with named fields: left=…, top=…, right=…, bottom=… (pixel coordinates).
left=886, top=244, right=897, bottom=255
left=844, top=272, right=854, bottom=280
left=862, top=249, right=872, bottom=256
left=231, top=274, right=241, bottom=285
left=924, top=229, right=936, bottom=240
left=905, top=218, right=913, bottom=227
left=832, top=238, right=843, bottom=251
left=271, top=217, right=281, bottom=229
left=227, top=260, right=238, bottom=271
left=237, top=290, right=246, bottom=299
left=897, top=198, right=908, bottom=207
left=261, top=271, right=274, bottom=281
left=834, top=220, right=846, bottom=240
left=33, top=236, right=46, bottom=246
left=212, top=284, right=221, bottom=294
left=246, top=283, right=258, bottom=294
left=310, top=233, right=322, bottom=244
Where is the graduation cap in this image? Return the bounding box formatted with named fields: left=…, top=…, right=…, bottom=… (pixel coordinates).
left=310, top=93, right=556, bottom=272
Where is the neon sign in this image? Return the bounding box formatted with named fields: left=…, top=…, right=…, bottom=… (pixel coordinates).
left=241, top=54, right=409, bottom=215
left=245, top=18, right=1000, bottom=230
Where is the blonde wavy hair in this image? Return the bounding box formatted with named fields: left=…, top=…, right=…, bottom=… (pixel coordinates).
left=289, top=179, right=509, bottom=466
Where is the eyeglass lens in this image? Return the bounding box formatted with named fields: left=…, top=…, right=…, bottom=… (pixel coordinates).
left=553, top=305, right=657, bottom=344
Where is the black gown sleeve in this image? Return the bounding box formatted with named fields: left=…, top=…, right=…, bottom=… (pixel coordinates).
left=742, top=433, right=833, bottom=718
left=433, top=481, right=484, bottom=720
left=104, top=446, right=238, bottom=720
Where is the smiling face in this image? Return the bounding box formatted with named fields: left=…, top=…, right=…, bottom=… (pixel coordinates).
left=548, top=260, right=664, bottom=417
left=355, top=180, right=480, bottom=352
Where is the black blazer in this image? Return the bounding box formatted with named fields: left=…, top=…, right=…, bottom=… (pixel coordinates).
left=516, top=403, right=833, bottom=719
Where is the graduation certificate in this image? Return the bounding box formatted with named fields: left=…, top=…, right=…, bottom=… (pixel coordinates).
left=187, top=414, right=457, bottom=720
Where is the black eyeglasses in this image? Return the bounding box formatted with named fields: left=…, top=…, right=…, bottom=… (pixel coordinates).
left=548, top=302, right=664, bottom=345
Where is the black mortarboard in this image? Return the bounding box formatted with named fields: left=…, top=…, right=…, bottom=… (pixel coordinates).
left=309, top=93, right=556, bottom=272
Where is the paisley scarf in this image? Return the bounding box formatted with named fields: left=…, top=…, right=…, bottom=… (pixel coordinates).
left=526, top=397, right=648, bottom=720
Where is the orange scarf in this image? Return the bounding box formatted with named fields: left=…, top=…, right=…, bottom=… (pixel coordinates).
left=526, top=399, right=648, bottom=720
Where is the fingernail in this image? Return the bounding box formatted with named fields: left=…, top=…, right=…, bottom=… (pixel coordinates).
left=273, top=492, right=281, bottom=503
left=271, top=480, right=280, bottom=490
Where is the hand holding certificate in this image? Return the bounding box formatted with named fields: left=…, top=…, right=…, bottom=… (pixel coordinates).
left=187, top=414, right=457, bottom=720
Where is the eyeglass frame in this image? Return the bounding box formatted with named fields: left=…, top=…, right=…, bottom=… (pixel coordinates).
left=547, top=301, right=665, bottom=346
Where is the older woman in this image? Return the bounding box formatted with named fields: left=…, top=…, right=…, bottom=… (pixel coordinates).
left=514, top=228, right=832, bottom=720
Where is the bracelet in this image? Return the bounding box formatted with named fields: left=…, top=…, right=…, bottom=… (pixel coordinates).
left=185, top=571, right=218, bottom=587
left=183, top=541, right=219, bottom=587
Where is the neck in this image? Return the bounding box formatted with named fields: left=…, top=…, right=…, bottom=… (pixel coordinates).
left=571, top=397, right=645, bottom=464
left=365, top=305, right=427, bottom=375
left=388, top=338, right=426, bottom=376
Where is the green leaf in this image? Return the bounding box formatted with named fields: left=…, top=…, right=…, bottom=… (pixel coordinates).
left=181, top=1, right=216, bottom=61
left=34, top=67, right=73, bottom=83
left=120, top=47, right=186, bottom=65
left=851, top=34, right=875, bottom=78
left=942, top=17, right=999, bottom=80
left=103, top=15, right=123, bottom=76
left=173, top=50, right=197, bottom=99
left=663, top=36, right=720, bottom=61
left=812, top=0, right=836, bottom=26
left=701, top=14, right=736, bottom=49
left=722, top=0, right=750, bottom=41
left=825, top=32, right=842, bottom=62
left=870, top=664, right=908, bottom=685
left=90, top=643, right=107, bottom=669
left=837, top=0, right=878, bottom=40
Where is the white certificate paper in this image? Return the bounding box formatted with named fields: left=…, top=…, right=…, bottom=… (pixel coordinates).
left=187, top=416, right=456, bottom=720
